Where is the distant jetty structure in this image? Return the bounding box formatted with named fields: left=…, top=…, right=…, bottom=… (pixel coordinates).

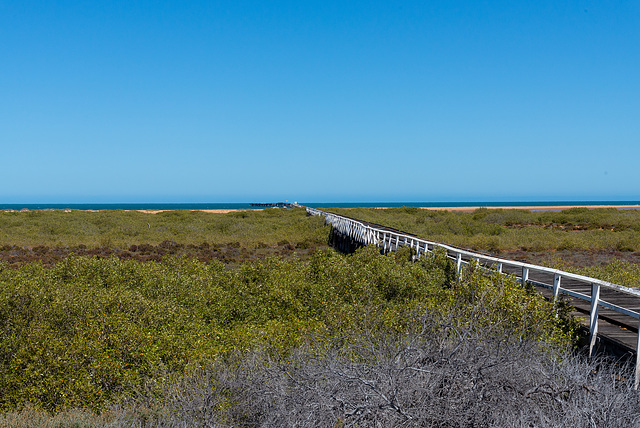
left=250, top=201, right=300, bottom=208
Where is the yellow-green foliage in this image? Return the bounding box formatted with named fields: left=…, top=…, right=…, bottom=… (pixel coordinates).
left=0, top=247, right=573, bottom=413
left=545, top=258, right=640, bottom=290
left=325, top=207, right=640, bottom=252
left=0, top=208, right=328, bottom=248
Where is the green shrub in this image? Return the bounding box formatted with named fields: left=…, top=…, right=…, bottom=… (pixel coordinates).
left=0, top=247, right=574, bottom=412
left=0, top=208, right=329, bottom=249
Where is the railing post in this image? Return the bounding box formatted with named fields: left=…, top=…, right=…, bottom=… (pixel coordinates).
left=589, top=283, right=600, bottom=359
left=496, top=262, right=502, bottom=273
left=456, top=253, right=462, bottom=275
left=521, top=267, right=529, bottom=287
left=553, top=273, right=561, bottom=302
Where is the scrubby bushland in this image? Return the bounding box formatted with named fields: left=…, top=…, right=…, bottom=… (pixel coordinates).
left=0, top=239, right=323, bottom=267
left=0, top=208, right=330, bottom=267
left=0, top=208, right=328, bottom=249
left=120, top=317, right=638, bottom=427
left=0, top=246, right=574, bottom=417
left=2, top=272, right=635, bottom=427
left=541, top=258, right=640, bottom=291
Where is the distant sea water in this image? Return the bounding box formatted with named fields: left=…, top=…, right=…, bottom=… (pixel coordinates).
left=1, top=201, right=640, bottom=211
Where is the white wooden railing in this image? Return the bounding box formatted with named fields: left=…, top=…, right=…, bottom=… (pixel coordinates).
left=307, top=206, right=640, bottom=388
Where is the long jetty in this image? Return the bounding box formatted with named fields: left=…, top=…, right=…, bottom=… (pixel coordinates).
left=306, top=206, right=640, bottom=388
left=251, top=202, right=300, bottom=208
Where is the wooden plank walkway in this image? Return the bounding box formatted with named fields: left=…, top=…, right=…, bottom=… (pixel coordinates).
left=505, top=264, right=640, bottom=349
left=377, top=227, right=640, bottom=351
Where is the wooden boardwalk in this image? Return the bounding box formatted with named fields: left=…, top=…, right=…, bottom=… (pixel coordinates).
left=307, top=207, right=640, bottom=386
left=477, top=256, right=640, bottom=353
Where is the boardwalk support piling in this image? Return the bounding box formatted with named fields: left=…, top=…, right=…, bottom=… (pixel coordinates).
left=521, top=267, right=529, bottom=287
left=589, top=283, right=600, bottom=359
left=553, top=274, right=561, bottom=303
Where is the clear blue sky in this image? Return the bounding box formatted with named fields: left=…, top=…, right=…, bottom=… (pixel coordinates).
left=1, top=1, right=638, bottom=203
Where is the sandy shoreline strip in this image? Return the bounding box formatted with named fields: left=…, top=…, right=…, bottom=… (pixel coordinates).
left=416, top=205, right=640, bottom=212
left=4, top=205, right=640, bottom=214
left=133, top=209, right=259, bottom=214
left=136, top=205, right=640, bottom=214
